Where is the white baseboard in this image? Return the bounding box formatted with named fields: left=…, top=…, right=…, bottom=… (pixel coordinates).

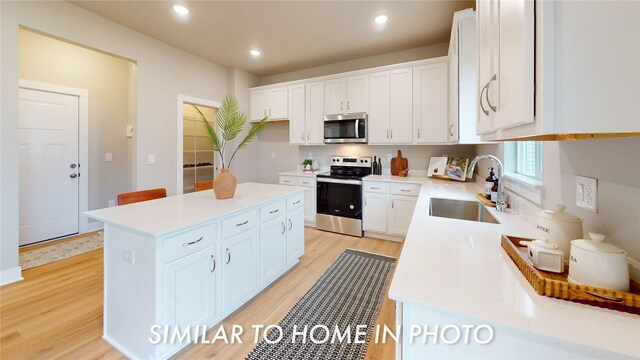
left=364, top=231, right=405, bottom=242
left=85, top=221, right=104, bottom=233
left=0, top=266, right=23, bottom=286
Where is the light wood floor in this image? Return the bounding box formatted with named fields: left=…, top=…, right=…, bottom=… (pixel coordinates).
left=1, top=228, right=403, bottom=359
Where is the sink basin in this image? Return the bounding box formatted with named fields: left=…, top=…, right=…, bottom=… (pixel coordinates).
left=429, top=198, right=499, bottom=224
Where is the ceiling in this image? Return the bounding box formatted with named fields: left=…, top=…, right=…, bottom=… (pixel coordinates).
left=70, top=1, right=475, bottom=77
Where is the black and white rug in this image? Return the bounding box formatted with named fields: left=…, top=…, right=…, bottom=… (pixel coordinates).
left=246, top=249, right=396, bottom=360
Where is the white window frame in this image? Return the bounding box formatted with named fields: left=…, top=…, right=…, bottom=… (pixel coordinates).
left=504, top=141, right=544, bottom=205
left=516, top=141, right=543, bottom=180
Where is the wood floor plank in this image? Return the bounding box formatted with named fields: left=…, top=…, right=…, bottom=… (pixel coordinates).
left=1, top=228, right=402, bottom=359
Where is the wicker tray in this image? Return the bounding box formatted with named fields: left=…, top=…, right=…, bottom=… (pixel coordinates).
left=501, top=235, right=640, bottom=315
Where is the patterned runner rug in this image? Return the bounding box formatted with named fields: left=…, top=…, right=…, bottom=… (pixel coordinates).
left=246, top=249, right=396, bottom=360
left=19, top=232, right=103, bottom=270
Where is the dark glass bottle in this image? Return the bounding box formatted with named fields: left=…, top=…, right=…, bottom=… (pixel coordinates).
left=377, top=158, right=382, bottom=175
left=485, top=167, right=496, bottom=199
left=373, top=156, right=378, bottom=175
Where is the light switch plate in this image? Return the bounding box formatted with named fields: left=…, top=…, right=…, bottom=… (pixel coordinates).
left=576, top=176, right=597, bottom=213
left=122, top=250, right=135, bottom=265
left=105, top=153, right=113, bottom=162
left=148, top=154, right=156, bottom=165
left=126, top=125, right=134, bottom=138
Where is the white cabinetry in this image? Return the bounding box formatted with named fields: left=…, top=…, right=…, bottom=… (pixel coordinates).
left=324, top=75, right=369, bottom=115
left=288, top=84, right=306, bottom=145
left=369, top=69, right=413, bottom=144
left=259, top=215, right=286, bottom=285
left=363, top=180, right=420, bottom=239
left=279, top=175, right=316, bottom=226
left=250, top=86, right=288, bottom=121
left=448, top=9, right=484, bottom=144
left=413, top=61, right=448, bottom=144
left=286, top=206, right=305, bottom=267
left=289, top=83, right=325, bottom=145
left=222, top=227, right=258, bottom=312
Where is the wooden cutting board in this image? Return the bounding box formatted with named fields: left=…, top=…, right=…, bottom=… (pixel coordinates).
left=390, top=150, right=408, bottom=176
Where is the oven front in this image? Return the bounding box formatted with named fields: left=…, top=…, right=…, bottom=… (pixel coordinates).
left=316, top=178, right=363, bottom=237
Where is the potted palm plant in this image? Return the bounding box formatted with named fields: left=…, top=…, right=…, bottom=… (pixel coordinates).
left=193, top=96, right=268, bottom=199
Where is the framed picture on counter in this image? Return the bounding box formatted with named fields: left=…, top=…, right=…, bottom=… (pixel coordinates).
left=446, top=156, right=470, bottom=181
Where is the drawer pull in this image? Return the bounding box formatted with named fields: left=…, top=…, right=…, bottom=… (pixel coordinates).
left=269, top=209, right=279, bottom=214
left=400, top=189, right=411, bottom=192
left=210, top=255, right=216, bottom=273
left=226, top=249, right=231, bottom=264
left=293, top=200, right=301, bottom=205
left=183, top=237, right=203, bottom=247
left=370, top=187, right=380, bottom=190
left=236, top=220, right=249, bottom=227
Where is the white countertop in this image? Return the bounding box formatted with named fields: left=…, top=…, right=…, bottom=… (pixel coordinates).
left=85, top=182, right=304, bottom=237
left=388, top=178, right=640, bottom=357
left=278, top=170, right=323, bottom=178
left=364, top=174, right=430, bottom=184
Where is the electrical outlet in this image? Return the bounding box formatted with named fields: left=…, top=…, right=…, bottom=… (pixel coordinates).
left=271, top=152, right=276, bottom=159
left=126, top=125, right=134, bottom=138
left=387, top=154, right=392, bottom=161
left=105, top=153, right=113, bottom=162
left=108, top=200, right=116, bottom=207
left=122, top=250, right=135, bottom=265
left=576, top=176, right=597, bottom=213
left=308, top=152, right=313, bottom=159
left=148, top=154, right=155, bottom=165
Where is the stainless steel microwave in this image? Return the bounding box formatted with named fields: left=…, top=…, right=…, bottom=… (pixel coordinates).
left=323, top=113, right=367, bottom=144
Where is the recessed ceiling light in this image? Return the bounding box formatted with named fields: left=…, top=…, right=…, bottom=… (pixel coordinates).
left=250, top=49, right=261, bottom=56
left=375, top=15, right=388, bottom=24
left=172, top=4, right=190, bottom=15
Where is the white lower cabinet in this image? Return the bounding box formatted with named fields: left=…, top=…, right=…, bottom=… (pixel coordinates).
left=279, top=175, right=316, bottom=225
left=222, top=227, right=258, bottom=312
left=286, top=207, right=305, bottom=267
left=163, top=244, right=217, bottom=337
left=363, top=180, right=419, bottom=238
left=259, top=215, right=287, bottom=285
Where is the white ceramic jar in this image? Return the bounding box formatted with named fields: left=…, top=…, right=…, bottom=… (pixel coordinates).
left=537, top=204, right=583, bottom=262
left=568, top=233, right=630, bottom=292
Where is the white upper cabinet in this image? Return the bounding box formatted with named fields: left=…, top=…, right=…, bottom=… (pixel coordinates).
left=368, top=71, right=391, bottom=144
left=305, top=81, right=325, bottom=145
left=250, top=86, right=288, bottom=121
left=289, top=84, right=306, bottom=145
left=324, top=75, right=369, bottom=115
left=449, top=9, right=483, bottom=144
left=413, top=61, right=449, bottom=144
left=389, top=68, right=413, bottom=143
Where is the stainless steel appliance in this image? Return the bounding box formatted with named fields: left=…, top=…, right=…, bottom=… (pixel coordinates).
left=323, top=113, right=367, bottom=144
left=316, top=156, right=372, bottom=237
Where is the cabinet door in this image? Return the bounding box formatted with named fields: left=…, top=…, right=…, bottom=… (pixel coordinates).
left=324, top=78, right=347, bottom=115
left=494, top=0, right=534, bottom=130
left=448, top=27, right=460, bottom=143
left=305, top=81, right=325, bottom=145
left=457, top=16, right=482, bottom=144
left=267, top=87, right=288, bottom=119
left=388, top=195, right=418, bottom=236
left=368, top=71, right=390, bottom=144
left=288, top=84, right=306, bottom=145
left=222, top=228, right=257, bottom=312
left=389, top=68, right=413, bottom=144
left=286, top=207, right=305, bottom=267
left=363, top=192, right=387, bottom=233
left=259, top=216, right=286, bottom=285
left=476, top=0, right=497, bottom=135
left=303, top=187, right=316, bottom=223
left=164, top=245, right=217, bottom=334
left=413, top=62, right=448, bottom=144
left=250, top=90, right=268, bottom=121
left=346, top=74, right=369, bottom=113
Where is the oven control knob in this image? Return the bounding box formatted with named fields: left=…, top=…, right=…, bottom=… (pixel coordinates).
left=365, top=159, right=368, bottom=163
left=350, top=205, right=354, bottom=209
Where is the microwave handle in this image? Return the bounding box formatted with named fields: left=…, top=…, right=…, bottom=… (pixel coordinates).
left=355, top=119, right=359, bottom=139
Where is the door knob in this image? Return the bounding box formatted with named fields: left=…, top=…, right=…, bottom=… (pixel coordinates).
left=70, top=173, right=78, bottom=178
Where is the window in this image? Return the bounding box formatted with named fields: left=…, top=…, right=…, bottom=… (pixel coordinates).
left=516, top=141, right=543, bottom=179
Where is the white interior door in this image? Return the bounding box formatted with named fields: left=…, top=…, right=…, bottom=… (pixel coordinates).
left=19, top=88, right=79, bottom=245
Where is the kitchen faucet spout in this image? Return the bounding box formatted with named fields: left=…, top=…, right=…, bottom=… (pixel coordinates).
left=467, top=155, right=506, bottom=211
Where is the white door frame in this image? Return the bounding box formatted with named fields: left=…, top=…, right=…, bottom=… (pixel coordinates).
left=176, top=94, right=221, bottom=195
left=18, top=79, right=91, bottom=235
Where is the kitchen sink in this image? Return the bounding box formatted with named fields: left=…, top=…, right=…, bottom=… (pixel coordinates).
left=429, top=198, right=500, bottom=224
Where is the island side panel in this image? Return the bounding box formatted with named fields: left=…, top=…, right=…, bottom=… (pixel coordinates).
left=103, top=223, right=158, bottom=359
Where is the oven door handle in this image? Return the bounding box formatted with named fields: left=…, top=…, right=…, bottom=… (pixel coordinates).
left=317, top=178, right=362, bottom=186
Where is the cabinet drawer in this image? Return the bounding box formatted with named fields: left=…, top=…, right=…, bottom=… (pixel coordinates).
left=287, top=193, right=304, bottom=210
left=163, top=223, right=216, bottom=263
left=222, top=210, right=257, bottom=239
left=363, top=182, right=389, bottom=194
left=296, top=177, right=316, bottom=188
left=260, top=200, right=286, bottom=224
left=390, top=183, right=421, bottom=197
left=279, top=176, right=296, bottom=185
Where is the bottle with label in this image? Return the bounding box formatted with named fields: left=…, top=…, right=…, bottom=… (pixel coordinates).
left=485, top=167, right=496, bottom=199
left=491, top=179, right=499, bottom=203
left=373, top=156, right=378, bottom=175
left=377, top=158, right=382, bottom=175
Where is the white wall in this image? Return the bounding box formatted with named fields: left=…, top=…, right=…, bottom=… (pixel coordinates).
left=259, top=43, right=449, bottom=86
left=476, top=138, right=640, bottom=263
left=1, top=1, right=229, bottom=277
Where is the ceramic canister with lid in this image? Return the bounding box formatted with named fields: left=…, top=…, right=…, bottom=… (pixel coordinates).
left=568, top=233, right=630, bottom=292
left=537, top=204, right=583, bottom=262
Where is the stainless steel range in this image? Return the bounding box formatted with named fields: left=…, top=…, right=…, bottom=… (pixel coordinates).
left=316, top=156, right=372, bottom=237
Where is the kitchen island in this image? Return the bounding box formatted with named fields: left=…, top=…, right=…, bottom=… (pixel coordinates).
left=382, top=176, right=640, bottom=359
left=85, top=183, right=306, bottom=359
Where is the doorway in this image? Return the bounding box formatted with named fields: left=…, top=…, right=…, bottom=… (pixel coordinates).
left=18, top=81, right=89, bottom=246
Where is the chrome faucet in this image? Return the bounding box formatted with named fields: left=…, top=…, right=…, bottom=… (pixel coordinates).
left=467, top=155, right=506, bottom=212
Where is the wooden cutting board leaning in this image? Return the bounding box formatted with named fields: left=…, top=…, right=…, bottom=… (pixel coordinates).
left=390, top=150, right=409, bottom=177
